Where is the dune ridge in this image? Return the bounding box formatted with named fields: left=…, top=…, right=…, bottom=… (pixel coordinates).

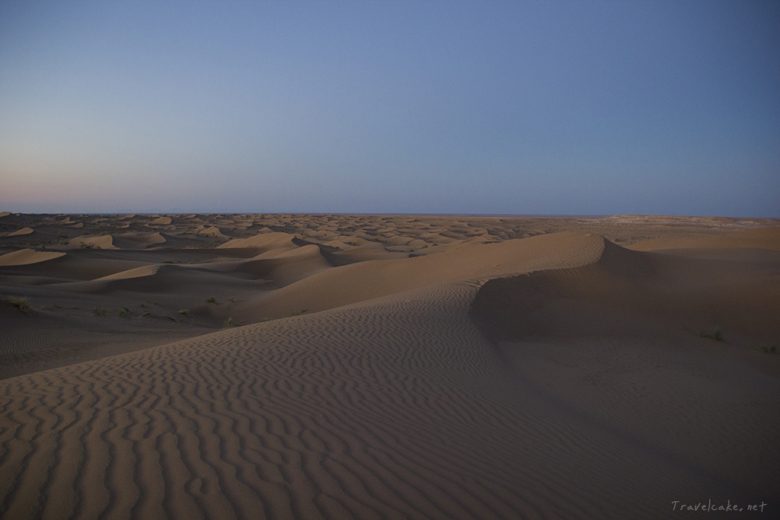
left=0, top=249, right=66, bottom=267
left=0, top=227, right=34, bottom=238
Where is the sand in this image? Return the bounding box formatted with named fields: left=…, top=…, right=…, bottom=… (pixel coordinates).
left=66, top=234, right=117, bottom=250
left=0, top=226, right=34, bottom=238
left=0, top=213, right=778, bottom=518
left=0, top=248, right=66, bottom=267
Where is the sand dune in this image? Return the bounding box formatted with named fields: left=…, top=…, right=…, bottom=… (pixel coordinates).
left=223, top=244, right=332, bottom=286
left=113, top=231, right=167, bottom=249
left=218, top=231, right=297, bottom=251
left=90, top=238, right=329, bottom=283
left=2, top=271, right=776, bottom=518
left=149, top=216, right=173, bottom=226
left=0, top=214, right=778, bottom=519
left=73, top=264, right=253, bottom=295
left=95, top=264, right=162, bottom=281
left=473, top=240, right=780, bottom=344
left=194, top=225, right=228, bottom=239
left=0, top=226, right=34, bottom=238
left=471, top=241, right=780, bottom=509
left=0, top=248, right=65, bottom=267
left=236, top=231, right=604, bottom=321
left=2, top=253, right=148, bottom=282
left=67, top=234, right=117, bottom=250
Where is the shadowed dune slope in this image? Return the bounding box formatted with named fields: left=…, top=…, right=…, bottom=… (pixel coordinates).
left=85, top=243, right=330, bottom=291
left=472, top=240, right=780, bottom=344
left=64, top=264, right=254, bottom=295
left=470, top=240, right=780, bottom=511
left=1, top=253, right=148, bottom=281
left=230, top=244, right=331, bottom=285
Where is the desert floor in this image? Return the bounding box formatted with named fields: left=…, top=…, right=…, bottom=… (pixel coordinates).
left=1, top=212, right=778, bottom=519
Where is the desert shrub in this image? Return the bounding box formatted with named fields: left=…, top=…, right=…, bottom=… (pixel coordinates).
left=699, top=328, right=724, bottom=342
left=7, top=296, right=31, bottom=314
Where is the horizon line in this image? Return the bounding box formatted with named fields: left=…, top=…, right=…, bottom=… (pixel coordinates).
left=2, top=210, right=779, bottom=220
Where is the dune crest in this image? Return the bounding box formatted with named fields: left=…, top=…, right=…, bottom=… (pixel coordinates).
left=218, top=231, right=297, bottom=251
left=0, top=248, right=66, bottom=266
left=95, top=264, right=162, bottom=281
left=0, top=226, right=34, bottom=237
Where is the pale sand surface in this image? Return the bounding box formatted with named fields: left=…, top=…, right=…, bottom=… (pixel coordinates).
left=0, top=213, right=778, bottom=518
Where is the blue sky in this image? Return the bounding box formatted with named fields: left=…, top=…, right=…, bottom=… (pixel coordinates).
left=1, top=0, right=778, bottom=215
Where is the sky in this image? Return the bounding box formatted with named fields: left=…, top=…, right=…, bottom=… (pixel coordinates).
left=1, top=0, right=778, bottom=216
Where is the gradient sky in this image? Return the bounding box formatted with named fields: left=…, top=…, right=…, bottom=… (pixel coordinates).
left=1, top=0, right=778, bottom=215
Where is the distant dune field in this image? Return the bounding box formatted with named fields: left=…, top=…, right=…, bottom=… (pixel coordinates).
left=1, top=213, right=778, bottom=518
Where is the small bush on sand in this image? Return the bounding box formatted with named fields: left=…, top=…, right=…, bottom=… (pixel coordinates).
left=118, top=307, right=131, bottom=318
left=7, top=297, right=31, bottom=314
left=759, top=344, right=777, bottom=355
left=223, top=316, right=234, bottom=328
left=699, top=328, right=724, bottom=342
left=178, top=309, right=190, bottom=318
left=93, top=307, right=108, bottom=317
left=206, top=296, right=218, bottom=305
